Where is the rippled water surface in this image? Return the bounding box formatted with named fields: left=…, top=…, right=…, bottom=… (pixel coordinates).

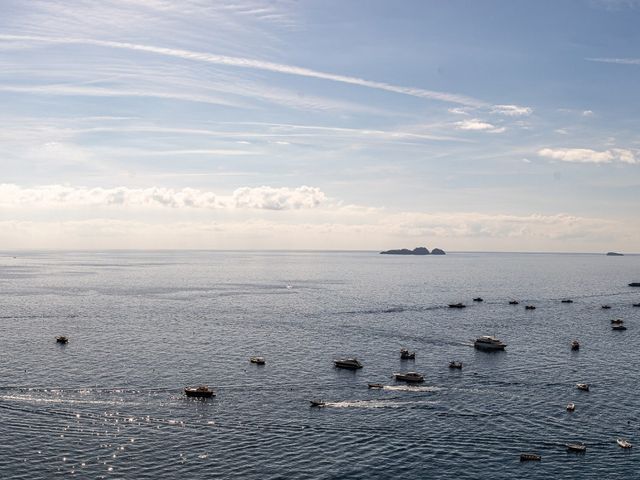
left=1, top=250, right=639, bottom=479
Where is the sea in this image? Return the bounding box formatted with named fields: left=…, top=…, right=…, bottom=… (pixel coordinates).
left=0, top=250, right=638, bottom=479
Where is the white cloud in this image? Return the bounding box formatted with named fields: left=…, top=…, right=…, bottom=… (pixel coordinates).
left=582, top=110, right=594, bottom=117
left=448, top=107, right=470, bottom=115
left=537, top=147, right=637, bottom=164
left=586, top=57, right=640, bottom=65
left=455, top=119, right=505, bottom=133
left=0, top=184, right=327, bottom=210
left=490, top=104, right=532, bottom=116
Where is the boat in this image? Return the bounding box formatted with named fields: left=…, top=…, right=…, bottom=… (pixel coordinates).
left=629, top=283, right=640, bottom=287
left=611, top=319, right=624, bottom=325
left=393, top=372, right=424, bottom=383
left=474, top=336, right=507, bottom=351
left=566, top=443, right=586, bottom=452
left=566, top=402, right=576, bottom=411
left=309, top=400, right=326, bottom=407
left=561, top=299, right=574, bottom=303
left=633, top=303, right=640, bottom=307
left=601, top=305, right=611, bottom=309
left=508, top=300, right=519, bottom=305
left=400, top=348, right=416, bottom=360
left=448, top=303, right=466, bottom=309
left=571, top=340, right=580, bottom=351
left=449, top=361, right=463, bottom=369
left=525, top=305, right=536, bottom=310
left=368, top=383, right=384, bottom=389
left=617, top=438, right=633, bottom=449
left=56, top=336, right=68, bottom=344
left=576, top=383, right=589, bottom=391
left=249, top=356, right=266, bottom=365
left=334, top=358, right=363, bottom=369
left=612, top=324, right=627, bottom=331
left=184, top=385, right=215, bottom=398
left=473, top=297, right=483, bottom=302
left=520, top=453, right=541, bottom=461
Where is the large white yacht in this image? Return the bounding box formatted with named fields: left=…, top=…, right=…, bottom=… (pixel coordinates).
left=474, top=336, right=507, bottom=351
left=334, top=358, right=363, bottom=369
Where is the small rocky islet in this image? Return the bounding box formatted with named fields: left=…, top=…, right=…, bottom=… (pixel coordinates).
left=380, top=246, right=446, bottom=255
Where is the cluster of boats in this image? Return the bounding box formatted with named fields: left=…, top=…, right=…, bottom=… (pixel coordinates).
left=521, top=438, right=632, bottom=461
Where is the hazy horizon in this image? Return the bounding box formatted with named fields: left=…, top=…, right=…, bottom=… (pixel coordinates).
left=2, top=1, right=639, bottom=251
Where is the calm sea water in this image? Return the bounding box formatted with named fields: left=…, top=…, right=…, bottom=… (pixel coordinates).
left=0, top=250, right=639, bottom=479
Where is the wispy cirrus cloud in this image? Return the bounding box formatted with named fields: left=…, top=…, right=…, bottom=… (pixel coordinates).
left=0, top=34, right=486, bottom=107
left=586, top=57, right=640, bottom=65
left=490, top=104, right=532, bottom=116
left=538, top=147, right=637, bottom=164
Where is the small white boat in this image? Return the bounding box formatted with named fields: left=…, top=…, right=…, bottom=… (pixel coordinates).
left=249, top=356, right=266, bottom=365
left=617, top=438, right=632, bottom=449
left=576, top=383, right=590, bottom=391
left=449, top=361, right=463, bottom=369
left=566, top=402, right=575, bottom=412
left=566, top=442, right=586, bottom=452
left=394, top=372, right=424, bottom=383
left=334, top=358, right=363, bottom=369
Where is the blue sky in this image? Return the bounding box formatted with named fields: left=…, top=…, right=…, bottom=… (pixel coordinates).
left=1, top=0, right=639, bottom=251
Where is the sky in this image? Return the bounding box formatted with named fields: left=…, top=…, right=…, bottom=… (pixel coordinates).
left=1, top=0, right=639, bottom=251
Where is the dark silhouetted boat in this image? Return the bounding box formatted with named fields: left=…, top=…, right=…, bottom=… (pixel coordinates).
left=309, top=400, right=326, bottom=407
left=612, top=324, right=627, bottom=331
left=334, top=358, right=363, bottom=369
left=448, top=303, right=466, bottom=309
left=629, top=283, right=640, bottom=287
left=525, top=305, right=536, bottom=310
left=56, top=336, right=68, bottom=344
left=473, top=297, right=483, bottom=302
left=449, top=361, right=463, bottom=369
left=249, top=356, right=266, bottom=365
left=509, top=300, right=519, bottom=305
left=368, top=383, right=384, bottom=389
left=571, top=340, right=580, bottom=351
left=520, top=453, right=541, bottom=461
left=561, top=299, right=573, bottom=303
left=400, top=348, right=415, bottom=360
left=601, top=305, right=611, bottom=309
left=633, top=303, right=640, bottom=307
left=184, top=386, right=215, bottom=398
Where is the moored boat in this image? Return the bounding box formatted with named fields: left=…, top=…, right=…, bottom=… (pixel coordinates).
left=400, top=348, right=416, bottom=360
left=525, top=305, right=536, bottom=310
left=184, top=385, right=215, bottom=398
left=601, top=305, right=611, bottom=309
left=629, top=282, right=640, bottom=287
left=474, top=336, right=507, bottom=351
left=633, top=303, right=640, bottom=307
left=56, top=336, right=68, bottom=344
left=566, top=402, right=576, bottom=411
left=576, top=383, right=589, bottom=391
left=473, top=297, right=483, bottom=302
left=612, top=324, right=627, bottom=331
left=617, top=438, right=632, bottom=449
left=448, top=303, right=466, bottom=309
left=508, top=300, right=519, bottom=305
left=393, top=372, right=424, bottom=383
left=561, top=299, right=574, bottom=303
left=448, top=361, right=463, bottom=369
left=611, top=319, right=624, bottom=325
left=571, top=340, right=580, bottom=351
left=249, top=356, right=266, bottom=365
left=520, top=453, right=541, bottom=461
left=566, top=442, right=586, bottom=452
left=334, top=358, right=363, bottom=369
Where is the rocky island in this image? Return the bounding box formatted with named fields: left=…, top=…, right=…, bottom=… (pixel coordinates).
left=380, top=247, right=446, bottom=255
left=606, top=252, right=624, bottom=256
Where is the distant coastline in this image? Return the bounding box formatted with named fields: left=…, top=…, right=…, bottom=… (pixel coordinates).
left=380, top=247, right=446, bottom=255
left=606, top=252, right=624, bottom=256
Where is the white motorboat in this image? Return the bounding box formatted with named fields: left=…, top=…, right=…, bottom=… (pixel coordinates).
left=474, top=336, right=506, bottom=351
left=449, top=361, right=463, bottom=369
left=393, top=372, right=424, bottom=383
left=576, top=383, right=590, bottom=391
left=334, top=358, right=363, bottom=369
left=566, top=402, right=575, bottom=411
left=617, top=438, right=632, bottom=449
left=566, top=442, right=586, bottom=452
left=250, top=356, right=266, bottom=365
